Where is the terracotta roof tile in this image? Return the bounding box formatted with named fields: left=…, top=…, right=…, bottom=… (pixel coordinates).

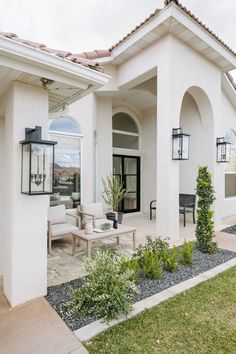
left=109, top=9, right=161, bottom=51
left=109, top=0, right=236, bottom=57
left=77, top=50, right=111, bottom=60
left=0, top=32, right=104, bottom=71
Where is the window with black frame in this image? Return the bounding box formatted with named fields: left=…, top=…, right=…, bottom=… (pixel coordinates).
left=49, top=116, right=82, bottom=208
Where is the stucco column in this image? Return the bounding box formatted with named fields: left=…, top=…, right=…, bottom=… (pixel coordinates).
left=0, top=116, right=4, bottom=276
left=3, top=81, right=49, bottom=306
left=156, top=61, right=180, bottom=241
left=96, top=96, right=113, bottom=202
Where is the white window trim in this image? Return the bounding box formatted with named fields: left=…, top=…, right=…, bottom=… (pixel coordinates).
left=113, top=129, right=139, bottom=137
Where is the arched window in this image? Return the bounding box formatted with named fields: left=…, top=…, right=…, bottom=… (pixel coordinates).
left=49, top=116, right=82, bottom=208
left=225, top=129, right=236, bottom=198
left=49, top=115, right=81, bottom=135
left=112, top=112, right=139, bottom=150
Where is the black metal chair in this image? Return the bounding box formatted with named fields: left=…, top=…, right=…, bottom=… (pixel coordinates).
left=179, top=194, right=196, bottom=227
left=150, top=194, right=196, bottom=226
left=150, top=200, right=156, bottom=220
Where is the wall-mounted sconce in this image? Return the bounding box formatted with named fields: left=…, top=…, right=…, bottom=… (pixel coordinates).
left=20, top=126, right=57, bottom=195
left=216, top=137, right=231, bottom=163
left=172, top=127, right=190, bottom=160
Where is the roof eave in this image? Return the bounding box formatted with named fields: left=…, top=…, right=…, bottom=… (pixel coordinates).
left=0, top=35, right=110, bottom=88
left=110, top=3, right=236, bottom=71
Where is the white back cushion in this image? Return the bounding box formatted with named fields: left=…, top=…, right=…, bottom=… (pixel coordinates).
left=81, top=202, right=103, bottom=221
left=48, top=205, right=66, bottom=224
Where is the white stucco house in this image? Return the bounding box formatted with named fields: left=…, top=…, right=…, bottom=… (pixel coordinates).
left=1, top=0, right=236, bottom=306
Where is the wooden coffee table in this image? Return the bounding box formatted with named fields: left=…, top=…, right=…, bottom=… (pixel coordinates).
left=72, top=224, right=137, bottom=258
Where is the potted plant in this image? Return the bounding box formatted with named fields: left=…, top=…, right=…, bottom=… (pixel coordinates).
left=102, top=174, right=128, bottom=226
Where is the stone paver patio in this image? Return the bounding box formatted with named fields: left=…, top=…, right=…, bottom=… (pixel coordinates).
left=47, top=213, right=236, bottom=286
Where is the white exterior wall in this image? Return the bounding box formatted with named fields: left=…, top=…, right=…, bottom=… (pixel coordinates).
left=221, top=91, right=236, bottom=217
left=67, top=94, right=96, bottom=203
left=141, top=107, right=157, bottom=213
left=67, top=94, right=113, bottom=204
left=96, top=96, right=113, bottom=202
left=0, top=116, right=4, bottom=276
left=3, top=82, right=49, bottom=306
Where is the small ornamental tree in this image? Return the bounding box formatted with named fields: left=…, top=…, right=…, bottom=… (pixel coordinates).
left=102, top=174, right=127, bottom=211
left=195, top=166, right=218, bottom=253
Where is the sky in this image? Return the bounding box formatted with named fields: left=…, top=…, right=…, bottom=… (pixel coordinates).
left=0, top=0, right=235, bottom=74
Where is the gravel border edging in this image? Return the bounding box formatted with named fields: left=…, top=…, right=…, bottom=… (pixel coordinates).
left=74, top=257, right=236, bottom=341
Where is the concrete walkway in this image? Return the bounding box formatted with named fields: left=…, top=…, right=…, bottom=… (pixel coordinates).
left=0, top=280, right=88, bottom=354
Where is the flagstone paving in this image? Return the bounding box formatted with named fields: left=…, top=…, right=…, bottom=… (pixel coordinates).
left=47, top=213, right=236, bottom=286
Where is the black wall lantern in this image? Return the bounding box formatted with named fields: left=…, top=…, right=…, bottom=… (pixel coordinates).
left=216, top=137, right=231, bottom=163
left=20, top=126, right=57, bottom=195
left=172, top=127, right=190, bottom=160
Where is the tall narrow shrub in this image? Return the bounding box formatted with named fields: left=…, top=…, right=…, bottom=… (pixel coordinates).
left=195, top=166, right=218, bottom=253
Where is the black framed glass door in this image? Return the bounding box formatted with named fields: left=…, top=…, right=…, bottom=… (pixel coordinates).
left=113, top=155, right=140, bottom=213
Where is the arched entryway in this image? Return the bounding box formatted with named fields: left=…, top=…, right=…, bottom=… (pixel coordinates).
left=179, top=87, right=214, bottom=229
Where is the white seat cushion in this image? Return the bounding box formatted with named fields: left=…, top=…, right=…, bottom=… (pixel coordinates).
left=81, top=202, right=104, bottom=221
left=48, top=205, right=67, bottom=224
left=94, top=218, right=113, bottom=229
left=51, top=223, right=78, bottom=237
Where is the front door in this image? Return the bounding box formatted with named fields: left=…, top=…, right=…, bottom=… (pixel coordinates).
left=113, top=155, right=140, bottom=213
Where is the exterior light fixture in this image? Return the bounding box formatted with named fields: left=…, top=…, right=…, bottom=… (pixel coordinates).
left=172, top=127, right=190, bottom=160
left=216, top=137, right=231, bottom=163
left=20, top=126, right=57, bottom=195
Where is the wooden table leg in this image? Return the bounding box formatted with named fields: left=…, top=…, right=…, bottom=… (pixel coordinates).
left=87, top=241, right=91, bottom=258
left=132, top=231, right=136, bottom=250
left=72, top=235, right=76, bottom=256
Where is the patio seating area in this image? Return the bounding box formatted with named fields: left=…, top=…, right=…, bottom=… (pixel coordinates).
left=47, top=212, right=236, bottom=286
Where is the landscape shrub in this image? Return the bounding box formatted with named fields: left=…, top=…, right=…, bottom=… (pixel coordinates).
left=121, top=256, right=140, bottom=282
left=65, top=250, right=138, bottom=322
left=180, top=240, right=195, bottom=266
left=142, top=250, right=163, bottom=279
left=195, top=166, right=218, bottom=253
left=163, top=246, right=179, bottom=272
left=135, top=236, right=169, bottom=261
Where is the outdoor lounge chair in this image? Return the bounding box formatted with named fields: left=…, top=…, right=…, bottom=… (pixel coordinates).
left=47, top=204, right=81, bottom=255
left=79, top=202, right=113, bottom=229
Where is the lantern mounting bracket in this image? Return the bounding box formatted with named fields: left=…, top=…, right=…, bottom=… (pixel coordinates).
left=25, top=126, right=42, bottom=141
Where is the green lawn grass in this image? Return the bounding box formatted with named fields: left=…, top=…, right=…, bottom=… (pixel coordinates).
left=86, top=266, right=236, bottom=354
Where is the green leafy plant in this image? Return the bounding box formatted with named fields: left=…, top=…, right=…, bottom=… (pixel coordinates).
left=195, top=166, right=218, bottom=253
left=142, top=250, right=163, bottom=279
left=121, top=256, right=140, bottom=282
left=65, top=250, right=138, bottom=322
left=180, top=240, right=195, bottom=266
left=163, top=246, right=179, bottom=272
left=135, top=236, right=169, bottom=261
left=102, top=174, right=128, bottom=211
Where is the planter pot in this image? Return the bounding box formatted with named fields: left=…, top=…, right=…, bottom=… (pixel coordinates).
left=106, top=211, right=124, bottom=225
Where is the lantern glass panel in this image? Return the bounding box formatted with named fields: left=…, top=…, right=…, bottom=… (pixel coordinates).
left=30, top=143, right=53, bottom=194
left=22, top=144, right=30, bottom=194
left=182, top=135, right=190, bottom=159
left=172, top=135, right=181, bottom=159
left=21, top=142, right=54, bottom=195
left=217, top=141, right=231, bottom=162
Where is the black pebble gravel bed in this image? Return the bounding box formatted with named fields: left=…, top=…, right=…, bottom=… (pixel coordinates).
left=46, top=248, right=236, bottom=331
